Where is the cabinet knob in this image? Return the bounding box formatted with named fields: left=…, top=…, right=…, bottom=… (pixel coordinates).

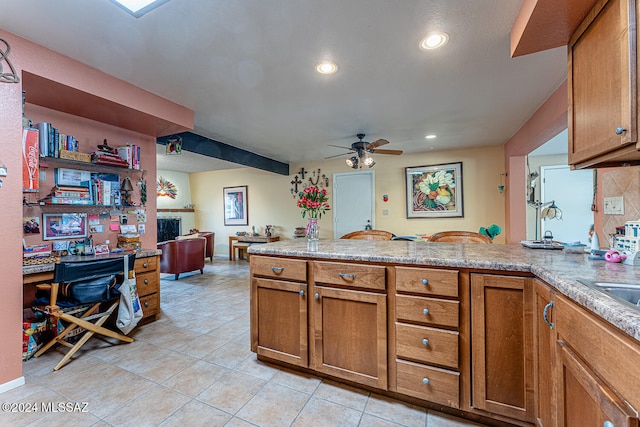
left=616, top=127, right=627, bottom=135
left=422, top=378, right=430, bottom=385
left=423, top=308, right=429, bottom=315
left=144, top=301, right=149, bottom=307
left=604, top=422, right=615, bottom=427
left=144, top=279, right=149, bottom=285
left=422, top=338, right=429, bottom=346
left=314, top=293, right=320, bottom=299
left=299, top=290, right=305, bottom=296
left=143, top=263, right=148, bottom=268
left=422, top=278, right=428, bottom=285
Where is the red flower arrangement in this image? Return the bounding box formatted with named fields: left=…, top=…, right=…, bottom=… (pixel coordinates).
left=297, top=186, right=330, bottom=219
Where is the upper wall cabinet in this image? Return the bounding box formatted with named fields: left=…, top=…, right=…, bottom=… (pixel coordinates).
left=568, top=0, right=639, bottom=169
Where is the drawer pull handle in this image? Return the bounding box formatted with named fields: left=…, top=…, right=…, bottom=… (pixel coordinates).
left=338, top=272, right=357, bottom=280
left=143, top=263, right=148, bottom=268
left=271, top=266, right=285, bottom=273
left=616, top=127, right=627, bottom=135
left=422, top=378, right=430, bottom=385
left=144, top=301, right=149, bottom=307
left=422, top=278, right=428, bottom=285
left=144, top=279, right=149, bottom=285
left=299, top=290, right=305, bottom=296
left=423, top=308, right=429, bottom=315
left=543, top=301, right=554, bottom=329
left=422, top=338, right=429, bottom=346
left=314, top=293, right=320, bottom=299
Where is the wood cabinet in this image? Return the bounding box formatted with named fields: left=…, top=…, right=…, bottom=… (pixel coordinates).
left=568, top=0, right=639, bottom=169
left=310, top=261, right=387, bottom=389
left=555, top=294, right=640, bottom=426
left=533, top=280, right=557, bottom=427
left=135, top=255, right=160, bottom=322
left=470, top=274, right=535, bottom=424
left=250, top=256, right=308, bottom=367
left=393, top=266, right=460, bottom=408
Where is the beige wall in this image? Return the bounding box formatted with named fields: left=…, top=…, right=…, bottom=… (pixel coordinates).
left=190, top=145, right=506, bottom=255
left=157, top=170, right=196, bottom=233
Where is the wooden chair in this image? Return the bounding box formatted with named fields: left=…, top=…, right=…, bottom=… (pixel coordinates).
left=340, top=230, right=395, bottom=240
left=427, top=231, right=492, bottom=243
left=33, top=255, right=135, bottom=370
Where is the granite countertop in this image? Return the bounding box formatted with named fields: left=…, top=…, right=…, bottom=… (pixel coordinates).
left=248, top=240, right=640, bottom=342
left=23, top=248, right=162, bottom=276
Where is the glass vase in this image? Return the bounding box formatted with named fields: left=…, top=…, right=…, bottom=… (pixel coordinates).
left=306, top=218, right=319, bottom=241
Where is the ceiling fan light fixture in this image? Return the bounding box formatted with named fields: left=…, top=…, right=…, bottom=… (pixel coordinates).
left=363, top=154, right=375, bottom=167
left=316, top=61, right=338, bottom=74
left=420, top=32, right=449, bottom=50
left=346, top=156, right=358, bottom=169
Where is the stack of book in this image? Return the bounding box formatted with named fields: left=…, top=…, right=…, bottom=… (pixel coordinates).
left=91, top=150, right=130, bottom=168
left=35, top=122, right=79, bottom=158
left=48, top=185, right=92, bottom=205
left=23, top=244, right=55, bottom=265
left=116, top=143, right=141, bottom=170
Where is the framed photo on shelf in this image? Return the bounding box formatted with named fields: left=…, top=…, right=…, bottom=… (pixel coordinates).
left=405, top=162, right=464, bottom=218
left=223, top=185, right=248, bottom=226
left=42, top=213, right=88, bottom=240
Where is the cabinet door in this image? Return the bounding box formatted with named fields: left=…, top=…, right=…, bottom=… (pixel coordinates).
left=311, top=286, right=387, bottom=389
left=569, top=0, right=638, bottom=168
left=534, top=280, right=557, bottom=427
left=471, top=274, right=534, bottom=423
left=557, top=342, right=638, bottom=427
left=251, top=277, right=308, bottom=367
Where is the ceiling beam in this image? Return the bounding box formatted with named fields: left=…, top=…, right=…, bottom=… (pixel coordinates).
left=157, top=132, right=289, bottom=175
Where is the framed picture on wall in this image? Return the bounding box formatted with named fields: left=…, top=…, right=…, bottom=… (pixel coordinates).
left=42, top=213, right=88, bottom=240
left=223, top=185, right=248, bottom=226
left=405, top=162, right=464, bottom=218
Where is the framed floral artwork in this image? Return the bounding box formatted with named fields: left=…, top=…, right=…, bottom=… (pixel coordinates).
left=405, top=162, right=463, bottom=218
left=223, top=185, right=248, bottom=226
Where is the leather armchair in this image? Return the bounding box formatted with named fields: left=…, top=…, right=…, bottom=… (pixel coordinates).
left=179, top=231, right=214, bottom=261
left=157, top=237, right=206, bottom=280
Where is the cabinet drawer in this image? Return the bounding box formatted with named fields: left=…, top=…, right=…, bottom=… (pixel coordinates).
left=135, top=256, right=157, bottom=273
left=140, top=292, right=159, bottom=318
left=396, top=323, right=458, bottom=369
left=396, top=359, right=459, bottom=408
left=396, top=295, right=459, bottom=328
left=395, top=267, right=458, bottom=297
left=251, top=256, right=307, bottom=282
left=312, top=261, right=385, bottom=291
left=136, top=271, right=158, bottom=297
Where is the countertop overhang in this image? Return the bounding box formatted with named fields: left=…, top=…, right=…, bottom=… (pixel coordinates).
left=249, top=240, right=640, bottom=342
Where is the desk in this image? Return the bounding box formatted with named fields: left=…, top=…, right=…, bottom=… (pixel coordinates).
left=228, top=235, right=280, bottom=260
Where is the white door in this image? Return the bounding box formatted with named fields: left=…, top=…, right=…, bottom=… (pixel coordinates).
left=333, top=171, right=375, bottom=238
left=540, top=165, right=593, bottom=244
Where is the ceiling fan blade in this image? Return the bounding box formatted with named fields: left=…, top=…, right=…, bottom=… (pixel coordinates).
left=324, top=152, right=353, bottom=159
left=328, top=144, right=354, bottom=150
left=367, top=138, right=390, bottom=149
left=371, top=149, right=403, bottom=155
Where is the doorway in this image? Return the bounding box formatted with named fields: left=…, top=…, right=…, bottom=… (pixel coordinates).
left=332, top=171, right=375, bottom=238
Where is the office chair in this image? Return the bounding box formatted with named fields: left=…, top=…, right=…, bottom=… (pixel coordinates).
left=33, top=255, right=136, bottom=370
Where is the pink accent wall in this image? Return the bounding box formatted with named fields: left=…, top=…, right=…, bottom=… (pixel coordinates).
left=504, top=81, right=568, bottom=243
left=0, top=29, right=192, bottom=389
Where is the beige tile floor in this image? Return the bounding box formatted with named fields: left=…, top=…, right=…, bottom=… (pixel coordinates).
left=5, top=258, right=491, bottom=427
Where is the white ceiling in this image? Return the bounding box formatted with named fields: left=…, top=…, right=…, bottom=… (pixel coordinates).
left=0, top=0, right=568, bottom=173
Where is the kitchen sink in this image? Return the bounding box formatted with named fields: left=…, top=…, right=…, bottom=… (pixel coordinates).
left=577, top=280, right=640, bottom=309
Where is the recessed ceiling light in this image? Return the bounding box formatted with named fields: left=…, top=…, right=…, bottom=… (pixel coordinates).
left=109, top=0, right=169, bottom=17
left=420, top=32, right=449, bottom=50
left=316, top=61, right=338, bottom=75
left=425, top=134, right=437, bottom=139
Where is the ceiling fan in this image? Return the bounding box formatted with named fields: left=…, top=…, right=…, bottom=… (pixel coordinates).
left=326, top=133, right=403, bottom=169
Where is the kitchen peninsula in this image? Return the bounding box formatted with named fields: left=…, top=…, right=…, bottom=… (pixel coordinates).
left=249, top=240, right=640, bottom=426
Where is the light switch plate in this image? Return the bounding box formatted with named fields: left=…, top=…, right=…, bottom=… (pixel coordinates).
left=604, top=196, right=624, bottom=215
